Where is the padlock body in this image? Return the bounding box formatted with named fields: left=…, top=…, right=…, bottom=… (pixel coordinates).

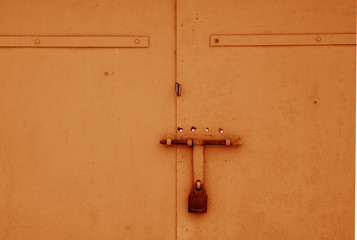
left=188, top=185, right=207, bottom=213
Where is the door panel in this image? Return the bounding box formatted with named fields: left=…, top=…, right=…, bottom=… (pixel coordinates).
left=176, top=0, right=355, bottom=239
left=0, top=1, right=176, bottom=240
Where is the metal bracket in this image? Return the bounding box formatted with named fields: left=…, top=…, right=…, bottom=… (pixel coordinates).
left=0, top=35, right=150, bottom=48
left=210, top=33, right=356, bottom=47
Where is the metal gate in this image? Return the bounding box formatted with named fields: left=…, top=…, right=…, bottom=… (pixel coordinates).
left=0, top=0, right=355, bottom=239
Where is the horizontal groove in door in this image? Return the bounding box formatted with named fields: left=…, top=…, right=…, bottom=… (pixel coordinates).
left=0, top=35, right=149, bottom=48
left=210, top=33, right=356, bottom=47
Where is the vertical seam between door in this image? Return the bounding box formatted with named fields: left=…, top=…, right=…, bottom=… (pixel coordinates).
left=174, top=0, right=178, bottom=239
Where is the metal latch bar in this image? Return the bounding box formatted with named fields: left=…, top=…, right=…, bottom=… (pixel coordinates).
left=160, top=138, right=241, bottom=183
left=160, top=136, right=241, bottom=213
left=160, top=139, right=242, bottom=146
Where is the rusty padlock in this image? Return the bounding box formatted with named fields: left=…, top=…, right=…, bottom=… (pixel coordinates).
left=188, top=180, right=207, bottom=213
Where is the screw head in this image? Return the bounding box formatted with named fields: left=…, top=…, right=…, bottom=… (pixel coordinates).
left=134, top=39, right=140, bottom=44
left=316, top=36, right=321, bottom=42
left=35, top=39, right=40, bottom=44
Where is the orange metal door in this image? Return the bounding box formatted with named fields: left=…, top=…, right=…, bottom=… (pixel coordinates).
left=0, top=0, right=356, bottom=240
left=0, top=1, right=176, bottom=239
left=176, top=0, right=355, bottom=239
